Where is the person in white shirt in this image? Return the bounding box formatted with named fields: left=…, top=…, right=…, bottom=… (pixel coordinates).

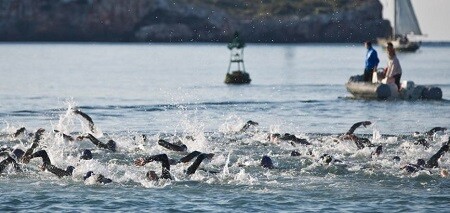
left=384, top=42, right=402, bottom=90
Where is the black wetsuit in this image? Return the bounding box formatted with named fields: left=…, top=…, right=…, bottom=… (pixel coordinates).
left=158, top=139, right=187, bottom=152
left=73, top=109, right=95, bottom=133
left=140, top=151, right=213, bottom=180
left=0, top=156, right=20, bottom=173
left=23, top=128, right=45, bottom=159
left=29, top=150, right=74, bottom=178
left=425, top=144, right=449, bottom=168
left=85, top=134, right=116, bottom=152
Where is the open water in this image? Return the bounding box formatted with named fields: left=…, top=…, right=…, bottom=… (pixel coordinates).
left=0, top=43, right=449, bottom=212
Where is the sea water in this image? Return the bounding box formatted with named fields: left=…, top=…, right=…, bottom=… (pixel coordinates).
left=0, top=43, right=449, bottom=212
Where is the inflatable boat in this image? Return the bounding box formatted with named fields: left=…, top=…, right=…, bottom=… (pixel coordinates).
left=345, top=75, right=442, bottom=100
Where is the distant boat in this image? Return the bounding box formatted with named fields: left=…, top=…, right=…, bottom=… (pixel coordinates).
left=378, top=0, right=422, bottom=52
left=224, top=32, right=251, bottom=84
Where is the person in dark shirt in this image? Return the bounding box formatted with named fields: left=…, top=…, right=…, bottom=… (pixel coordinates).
left=363, top=41, right=380, bottom=82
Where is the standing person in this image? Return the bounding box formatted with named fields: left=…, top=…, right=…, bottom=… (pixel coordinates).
left=363, top=41, right=380, bottom=82
left=384, top=42, right=403, bottom=90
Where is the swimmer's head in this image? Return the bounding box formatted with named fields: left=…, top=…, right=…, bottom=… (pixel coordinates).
left=66, top=166, right=75, bottom=175
left=80, top=149, right=93, bottom=160
left=107, top=140, right=116, bottom=152
left=84, top=171, right=94, bottom=180
left=12, top=149, right=25, bottom=159
left=260, top=155, right=274, bottom=169
left=417, top=159, right=425, bottom=166
left=291, top=151, right=301, bottom=156
left=320, top=154, right=332, bottom=164
left=393, top=156, right=401, bottom=162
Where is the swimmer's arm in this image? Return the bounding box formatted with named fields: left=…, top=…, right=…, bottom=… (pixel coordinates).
left=346, top=121, right=371, bottom=135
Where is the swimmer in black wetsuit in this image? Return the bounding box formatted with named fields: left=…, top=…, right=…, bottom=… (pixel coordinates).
left=425, top=127, right=447, bottom=136
left=319, top=154, right=343, bottom=165
left=135, top=151, right=214, bottom=181
left=402, top=159, right=426, bottom=173
left=158, top=139, right=187, bottom=152
left=269, top=133, right=311, bottom=146
left=21, top=128, right=46, bottom=161
left=402, top=138, right=449, bottom=173
left=12, top=127, right=27, bottom=138
left=53, top=130, right=76, bottom=142
left=412, top=127, right=447, bottom=148
left=371, top=145, right=383, bottom=157
left=260, top=155, right=274, bottom=169
left=0, top=149, right=24, bottom=173
left=83, top=171, right=112, bottom=184
left=24, top=150, right=74, bottom=178
left=72, top=108, right=96, bottom=133
left=79, top=134, right=116, bottom=152
left=424, top=142, right=449, bottom=168
left=239, top=120, right=259, bottom=133
left=340, top=121, right=374, bottom=149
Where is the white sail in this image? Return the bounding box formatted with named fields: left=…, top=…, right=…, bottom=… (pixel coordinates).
left=395, top=0, right=422, bottom=36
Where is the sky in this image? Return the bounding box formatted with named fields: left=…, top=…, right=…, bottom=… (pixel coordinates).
left=380, top=0, right=450, bottom=41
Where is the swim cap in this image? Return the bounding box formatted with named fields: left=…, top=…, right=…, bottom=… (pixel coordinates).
left=13, top=149, right=25, bottom=159
left=84, top=171, right=94, bottom=180
left=80, top=149, right=93, bottom=160
left=107, top=140, right=116, bottom=152
left=66, top=166, right=75, bottom=175
left=260, top=156, right=274, bottom=169
left=417, top=159, right=425, bottom=166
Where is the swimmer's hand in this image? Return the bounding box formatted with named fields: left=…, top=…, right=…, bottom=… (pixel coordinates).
left=362, top=121, right=372, bottom=127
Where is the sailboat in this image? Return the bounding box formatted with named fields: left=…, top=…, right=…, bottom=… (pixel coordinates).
left=378, top=0, right=422, bottom=52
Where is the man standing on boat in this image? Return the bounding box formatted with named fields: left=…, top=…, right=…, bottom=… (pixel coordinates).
left=363, top=41, right=379, bottom=82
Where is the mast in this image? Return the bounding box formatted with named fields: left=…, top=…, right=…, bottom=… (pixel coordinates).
left=393, top=0, right=396, bottom=38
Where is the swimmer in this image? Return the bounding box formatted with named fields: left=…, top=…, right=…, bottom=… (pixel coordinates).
left=72, top=108, right=95, bottom=133
left=25, top=150, right=74, bottom=178
left=22, top=128, right=45, bottom=160
left=83, top=171, right=112, bottom=184
left=426, top=127, right=447, bottom=136
left=135, top=154, right=172, bottom=180
left=424, top=143, right=449, bottom=168
left=158, top=139, right=187, bottom=152
left=401, top=159, right=425, bottom=173
left=371, top=145, right=383, bottom=157
left=81, top=134, right=116, bottom=152
left=12, top=127, right=27, bottom=138
left=53, top=130, right=75, bottom=142
left=135, top=151, right=214, bottom=181
left=414, top=138, right=430, bottom=148
left=319, top=154, right=342, bottom=165
left=0, top=149, right=24, bottom=173
left=340, top=121, right=373, bottom=149
left=239, top=120, right=259, bottom=133
left=80, top=149, right=93, bottom=160
left=260, top=155, right=274, bottom=169
left=269, top=133, right=311, bottom=146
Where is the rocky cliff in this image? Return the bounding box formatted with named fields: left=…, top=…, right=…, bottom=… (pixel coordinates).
left=0, top=0, right=391, bottom=42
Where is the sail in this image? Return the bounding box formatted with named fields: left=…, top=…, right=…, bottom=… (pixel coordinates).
left=395, top=0, right=422, bottom=36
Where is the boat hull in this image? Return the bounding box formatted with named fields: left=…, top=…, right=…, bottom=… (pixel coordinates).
left=377, top=38, right=421, bottom=52
left=345, top=75, right=442, bottom=100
